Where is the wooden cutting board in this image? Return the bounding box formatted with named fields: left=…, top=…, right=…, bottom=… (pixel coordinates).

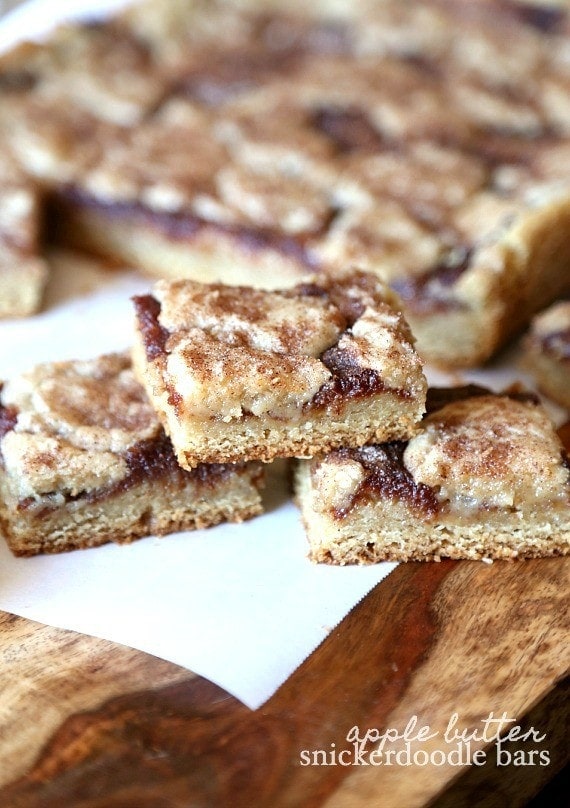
left=0, top=441, right=569, bottom=807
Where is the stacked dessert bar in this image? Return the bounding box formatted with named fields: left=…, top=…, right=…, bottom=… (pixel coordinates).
left=0, top=268, right=427, bottom=555
left=129, top=272, right=570, bottom=563
left=0, top=0, right=569, bottom=562
left=1, top=268, right=569, bottom=560
left=131, top=271, right=427, bottom=467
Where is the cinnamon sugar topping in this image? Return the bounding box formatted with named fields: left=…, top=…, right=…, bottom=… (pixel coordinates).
left=136, top=270, right=425, bottom=422
left=0, top=353, right=162, bottom=501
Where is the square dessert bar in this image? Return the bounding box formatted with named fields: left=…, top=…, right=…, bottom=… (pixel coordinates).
left=295, top=386, right=570, bottom=563
left=0, top=353, right=264, bottom=556
left=522, top=301, right=570, bottom=410
left=132, top=270, right=427, bottom=469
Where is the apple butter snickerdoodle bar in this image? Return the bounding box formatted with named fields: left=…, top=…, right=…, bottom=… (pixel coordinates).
left=295, top=386, right=570, bottom=563
left=0, top=353, right=264, bottom=555
left=132, top=270, right=427, bottom=469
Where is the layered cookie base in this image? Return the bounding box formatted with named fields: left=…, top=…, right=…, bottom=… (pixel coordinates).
left=0, top=353, right=264, bottom=556
left=522, top=300, right=570, bottom=409
left=295, top=387, right=570, bottom=563
left=132, top=270, right=426, bottom=469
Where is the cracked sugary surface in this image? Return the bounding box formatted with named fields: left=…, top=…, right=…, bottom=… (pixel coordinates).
left=0, top=353, right=161, bottom=500
left=140, top=271, right=424, bottom=414
left=159, top=286, right=341, bottom=421
left=403, top=395, right=570, bottom=510
left=149, top=271, right=424, bottom=421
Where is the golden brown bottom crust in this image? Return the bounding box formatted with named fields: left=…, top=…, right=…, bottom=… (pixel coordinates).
left=176, top=403, right=422, bottom=468
left=309, top=534, right=570, bottom=565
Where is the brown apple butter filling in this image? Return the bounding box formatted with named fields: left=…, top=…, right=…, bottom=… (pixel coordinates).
left=426, top=384, right=540, bottom=414
left=391, top=248, right=472, bottom=314
left=500, top=0, right=566, bottom=33
left=58, top=188, right=320, bottom=270
left=310, top=107, right=387, bottom=154
left=59, top=183, right=482, bottom=316
left=424, top=384, right=490, bottom=414
left=331, top=443, right=439, bottom=520
left=133, top=294, right=169, bottom=361
left=306, top=346, right=389, bottom=412
left=15, top=432, right=241, bottom=517
left=0, top=71, right=38, bottom=93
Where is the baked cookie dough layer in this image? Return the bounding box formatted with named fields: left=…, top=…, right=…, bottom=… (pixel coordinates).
left=522, top=300, right=570, bottom=409
left=295, top=386, right=570, bottom=563
left=0, top=353, right=264, bottom=556
left=132, top=270, right=426, bottom=469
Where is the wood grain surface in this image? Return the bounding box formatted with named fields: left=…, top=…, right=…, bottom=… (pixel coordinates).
left=0, top=433, right=568, bottom=806
left=0, top=557, right=568, bottom=808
